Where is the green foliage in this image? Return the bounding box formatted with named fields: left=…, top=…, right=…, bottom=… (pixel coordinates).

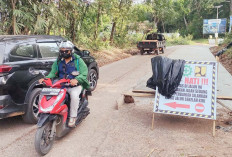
left=192, top=38, right=209, bottom=44
left=1, top=0, right=231, bottom=50
left=223, top=32, right=232, bottom=59
left=166, top=34, right=193, bottom=46
left=226, top=47, right=232, bottom=59
left=130, top=4, right=153, bottom=22
left=223, top=32, right=232, bottom=44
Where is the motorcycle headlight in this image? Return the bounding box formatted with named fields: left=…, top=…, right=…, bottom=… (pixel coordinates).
left=40, top=92, right=64, bottom=112
left=52, top=92, right=64, bottom=106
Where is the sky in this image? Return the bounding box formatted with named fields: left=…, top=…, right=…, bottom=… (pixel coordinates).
left=86, top=0, right=145, bottom=4
left=133, top=0, right=145, bottom=4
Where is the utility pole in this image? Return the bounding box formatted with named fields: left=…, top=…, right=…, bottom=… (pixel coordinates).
left=214, top=5, right=223, bottom=19
left=214, top=5, right=223, bottom=45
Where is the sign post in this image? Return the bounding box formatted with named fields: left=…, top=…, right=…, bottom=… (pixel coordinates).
left=152, top=61, right=218, bottom=136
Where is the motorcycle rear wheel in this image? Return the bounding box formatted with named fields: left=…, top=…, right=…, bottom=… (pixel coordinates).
left=35, top=122, right=55, bottom=156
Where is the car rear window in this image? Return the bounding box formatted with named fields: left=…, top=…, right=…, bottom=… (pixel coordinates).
left=38, top=42, right=59, bottom=58
left=0, top=43, right=5, bottom=64
left=11, top=44, right=34, bottom=57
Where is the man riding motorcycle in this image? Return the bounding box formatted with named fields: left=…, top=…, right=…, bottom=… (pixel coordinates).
left=39, top=41, right=90, bottom=127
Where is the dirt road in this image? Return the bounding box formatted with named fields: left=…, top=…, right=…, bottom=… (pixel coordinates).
left=1, top=45, right=232, bottom=157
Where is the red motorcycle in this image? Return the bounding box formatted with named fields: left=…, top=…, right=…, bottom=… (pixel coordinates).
left=34, top=78, right=90, bottom=156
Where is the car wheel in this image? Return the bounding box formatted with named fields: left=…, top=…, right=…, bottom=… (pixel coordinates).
left=140, top=49, right=144, bottom=55
left=162, top=47, right=164, bottom=53
left=155, top=50, right=159, bottom=55
left=23, top=88, right=42, bottom=124
left=35, top=122, right=55, bottom=156
left=88, top=69, right=98, bottom=91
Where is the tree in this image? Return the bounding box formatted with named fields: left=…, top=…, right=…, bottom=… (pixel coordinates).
left=1, top=0, right=231, bottom=48
left=108, top=0, right=132, bottom=43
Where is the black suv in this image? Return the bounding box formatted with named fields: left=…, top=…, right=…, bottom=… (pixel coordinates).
left=0, top=35, right=99, bottom=123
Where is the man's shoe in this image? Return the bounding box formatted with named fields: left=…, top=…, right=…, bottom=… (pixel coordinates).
left=68, top=117, right=77, bottom=127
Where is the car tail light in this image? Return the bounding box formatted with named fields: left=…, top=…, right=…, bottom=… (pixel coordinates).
left=0, top=65, right=12, bottom=73
left=0, top=105, right=4, bottom=109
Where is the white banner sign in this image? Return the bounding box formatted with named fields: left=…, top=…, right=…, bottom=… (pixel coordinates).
left=154, top=61, right=217, bottom=120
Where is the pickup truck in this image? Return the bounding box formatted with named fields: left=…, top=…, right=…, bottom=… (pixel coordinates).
left=137, top=33, right=166, bottom=55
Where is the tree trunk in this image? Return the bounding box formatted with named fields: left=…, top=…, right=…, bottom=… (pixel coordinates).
left=162, top=20, right=165, bottom=33
left=110, top=0, right=123, bottom=43
left=71, top=16, right=76, bottom=42
left=63, top=13, right=68, bottom=36
left=94, top=2, right=101, bottom=39
left=79, top=5, right=89, bottom=32
left=11, top=0, right=17, bottom=35
left=154, top=17, right=159, bottom=30
left=58, top=27, right=61, bottom=35
left=47, top=23, right=53, bottom=35
left=23, top=27, right=29, bottom=35
left=110, top=21, right=116, bottom=43
left=184, top=15, right=188, bottom=28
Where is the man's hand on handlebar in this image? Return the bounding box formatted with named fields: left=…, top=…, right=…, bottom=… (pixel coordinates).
left=39, top=78, right=45, bottom=84
left=70, top=79, right=78, bottom=86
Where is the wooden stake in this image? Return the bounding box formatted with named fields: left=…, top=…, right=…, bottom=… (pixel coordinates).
left=132, top=90, right=156, bottom=95
left=217, top=96, right=232, bottom=100
left=151, top=113, right=155, bottom=130
left=216, top=56, right=219, bottom=62
left=217, top=100, right=232, bottom=112
left=213, top=120, right=216, bottom=137
left=123, top=93, right=154, bottom=97
left=213, top=56, right=219, bottom=137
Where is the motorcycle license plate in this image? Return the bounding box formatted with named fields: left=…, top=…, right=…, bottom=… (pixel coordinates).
left=41, top=88, right=61, bottom=95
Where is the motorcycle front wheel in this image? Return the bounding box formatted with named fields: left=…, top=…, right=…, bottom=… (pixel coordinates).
left=35, top=122, right=55, bottom=156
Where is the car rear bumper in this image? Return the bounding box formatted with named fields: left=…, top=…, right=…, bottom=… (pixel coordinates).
left=0, top=95, right=25, bottom=119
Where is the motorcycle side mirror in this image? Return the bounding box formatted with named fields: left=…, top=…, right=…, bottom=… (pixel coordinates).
left=29, top=68, right=47, bottom=77
left=82, top=50, right=90, bottom=56
left=29, top=67, right=40, bottom=75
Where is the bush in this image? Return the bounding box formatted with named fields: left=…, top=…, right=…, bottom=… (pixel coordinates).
left=75, top=33, right=111, bottom=51
left=221, top=32, right=232, bottom=59
left=113, top=33, right=143, bottom=49
left=165, top=33, right=193, bottom=46
left=226, top=47, right=232, bottom=59
left=223, top=32, right=232, bottom=45
left=128, top=33, right=144, bottom=45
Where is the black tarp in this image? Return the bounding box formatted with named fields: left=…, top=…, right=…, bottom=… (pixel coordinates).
left=146, top=56, right=185, bottom=98
left=215, top=42, right=232, bottom=56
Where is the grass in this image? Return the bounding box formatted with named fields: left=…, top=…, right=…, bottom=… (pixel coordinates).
left=191, top=38, right=209, bottom=45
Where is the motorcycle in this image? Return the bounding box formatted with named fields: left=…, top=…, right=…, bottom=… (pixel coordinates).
left=34, top=78, right=90, bottom=156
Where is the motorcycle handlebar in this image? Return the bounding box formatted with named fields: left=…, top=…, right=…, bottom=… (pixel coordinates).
left=41, top=78, right=79, bottom=88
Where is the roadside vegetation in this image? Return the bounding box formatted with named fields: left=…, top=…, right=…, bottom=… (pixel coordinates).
left=165, top=34, right=193, bottom=46
left=0, top=0, right=231, bottom=51
left=191, top=38, right=209, bottom=45
left=210, top=32, right=232, bottom=75
left=223, top=33, right=232, bottom=58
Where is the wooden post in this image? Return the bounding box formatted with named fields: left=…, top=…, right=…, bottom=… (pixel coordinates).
left=216, top=56, right=219, bottom=62
left=213, top=120, right=216, bottom=137
left=151, top=113, right=155, bottom=130
left=214, top=56, right=219, bottom=137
